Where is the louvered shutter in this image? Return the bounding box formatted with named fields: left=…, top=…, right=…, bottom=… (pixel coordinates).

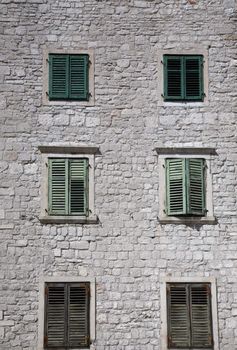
left=191, top=284, right=213, bottom=348
left=168, top=284, right=190, bottom=348
left=185, top=56, right=203, bottom=100
left=45, top=284, right=67, bottom=348
left=187, top=159, right=205, bottom=215
left=69, top=159, right=88, bottom=215
left=166, top=159, right=186, bottom=215
left=49, top=159, right=67, bottom=215
left=68, top=283, right=90, bottom=348
left=164, top=56, right=183, bottom=100
left=49, top=55, right=69, bottom=100
left=69, top=55, right=89, bottom=100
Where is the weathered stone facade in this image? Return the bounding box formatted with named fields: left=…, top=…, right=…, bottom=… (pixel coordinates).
left=0, top=0, right=236, bottom=349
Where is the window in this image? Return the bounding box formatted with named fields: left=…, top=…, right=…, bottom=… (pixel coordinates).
left=167, top=283, right=213, bottom=348
left=38, top=277, right=96, bottom=350
left=45, top=282, right=90, bottom=349
left=39, top=145, right=98, bottom=224
left=156, top=148, right=215, bottom=224
left=163, top=55, right=204, bottom=101
left=166, top=158, right=205, bottom=216
left=43, top=49, right=94, bottom=106
left=48, top=54, right=89, bottom=101
left=48, top=158, right=88, bottom=216
left=160, top=277, right=219, bottom=350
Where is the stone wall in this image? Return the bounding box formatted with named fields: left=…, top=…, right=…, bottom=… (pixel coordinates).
left=0, top=0, right=236, bottom=349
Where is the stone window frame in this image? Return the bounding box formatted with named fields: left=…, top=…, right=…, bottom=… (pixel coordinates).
left=42, top=48, right=95, bottom=106
left=39, top=144, right=98, bottom=224
left=156, top=147, right=216, bottom=224
left=38, top=276, right=96, bottom=350
left=160, top=276, right=219, bottom=350
left=157, top=47, right=209, bottom=106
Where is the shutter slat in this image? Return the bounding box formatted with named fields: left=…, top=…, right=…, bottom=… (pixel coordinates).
left=69, top=159, right=88, bottom=215
left=187, top=159, right=205, bottom=215
left=46, top=286, right=66, bottom=347
left=69, top=55, right=89, bottom=100
left=191, top=285, right=213, bottom=347
left=166, top=159, right=186, bottom=215
left=69, top=284, right=90, bottom=347
left=49, top=55, right=68, bottom=99
left=49, top=159, right=67, bottom=215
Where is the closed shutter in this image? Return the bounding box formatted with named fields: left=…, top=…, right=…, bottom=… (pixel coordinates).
left=167, top=283, right=213, bottom=349
left=48, top=158, right=88, bottom=216
left=69, top=283, right=90, bottom=348
left=45, top=283, right=90, bottom=349
left=166, top=159, right=186, bottom=215
left=185, top=56, right=203, bottom=100
left=164, top=56, right=183, bottom=100
left=49, top=55, right=69, bottom=100
left=45, top=284, right=67, bottom=347
left=187, top=159, right=205, bottom=215
left=48, top=159, right=67, bottom=215
left=191, top=284, right=213, bottom=348
left=69, top=55, right=89, bottom=100
left=69, top=159, right=88, bottom=215
left=167, top=284, right=190, bottom=348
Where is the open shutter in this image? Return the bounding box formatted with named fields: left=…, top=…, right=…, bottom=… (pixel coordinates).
left=164, top=56, right=183, bottom=100
left=187, top=159, right=205, bottom=215
left=166, top=159, right=186, bottom=215
left=49, top=159, right=68, bottom=215
left=185, top=56, right=203, bottom=100
left=45, top=284, right=67, bottom=348
left=69, top=55, right=89, bottom=100
left=68, top=283, right=90, bottom=348
left=191, top=284, right=213, bottom=348
left=168, top=284, right=190, bottom=348
left=49, top=55, right=69, bottom=100
left=69, top=159, right=88, bottom=215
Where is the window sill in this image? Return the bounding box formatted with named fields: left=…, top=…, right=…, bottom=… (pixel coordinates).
left=39, top=215, right=98, bottom=225
left=158, top=215, right=216, bottom=225
left=159, top=101, right=207, bottom=107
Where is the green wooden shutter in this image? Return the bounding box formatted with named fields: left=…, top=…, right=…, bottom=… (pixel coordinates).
left=69, top=159, right=88, bottom=215
left=48, top=159, right=68, bottom=215
left=185, top=56, right=203, bottom=100
left=166, top=159, right=186, bottom=215
left=49, top=55, right=69, bottom=100
left=45, top=284, right=67, bottom=348
left=69, top=54, right=89, bottom=100
left=167, top=284, right=190, bottom=348
left=68, top=283, right=90, bottom=348
left=164, top=56, right=183, bottom=100
left=187, top=159, right=205, bottom=215
left=190, top=284, right=213, bottom=348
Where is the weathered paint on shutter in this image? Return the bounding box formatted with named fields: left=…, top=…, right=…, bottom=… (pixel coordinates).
left=69, top=54, right=89, bottom=100
left=167, top=284, right=190, bottom=348
left=45, top=284, right=67, bottom=348
left=187, top=158, right=205, bottom=215
left=166, top=159, right=186, bottom=215
left=49, top=55, right=69, bottom=100
left=48, top=159, right=68, bottom=215
left=164, top=56, right=183, bottom=100
left=68, top=283, right=90, bottom=348
left=190, top=284, right=213, bottom=348
left=185, top=56, right=203, bottom=100
left=69, top=159, right=88, bottom=215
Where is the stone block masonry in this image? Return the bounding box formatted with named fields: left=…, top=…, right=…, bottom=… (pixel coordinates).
left=0, top=0, right=236, bottom=349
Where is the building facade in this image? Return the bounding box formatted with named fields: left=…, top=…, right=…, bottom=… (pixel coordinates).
left=0, top=0, right=236, bottom=349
